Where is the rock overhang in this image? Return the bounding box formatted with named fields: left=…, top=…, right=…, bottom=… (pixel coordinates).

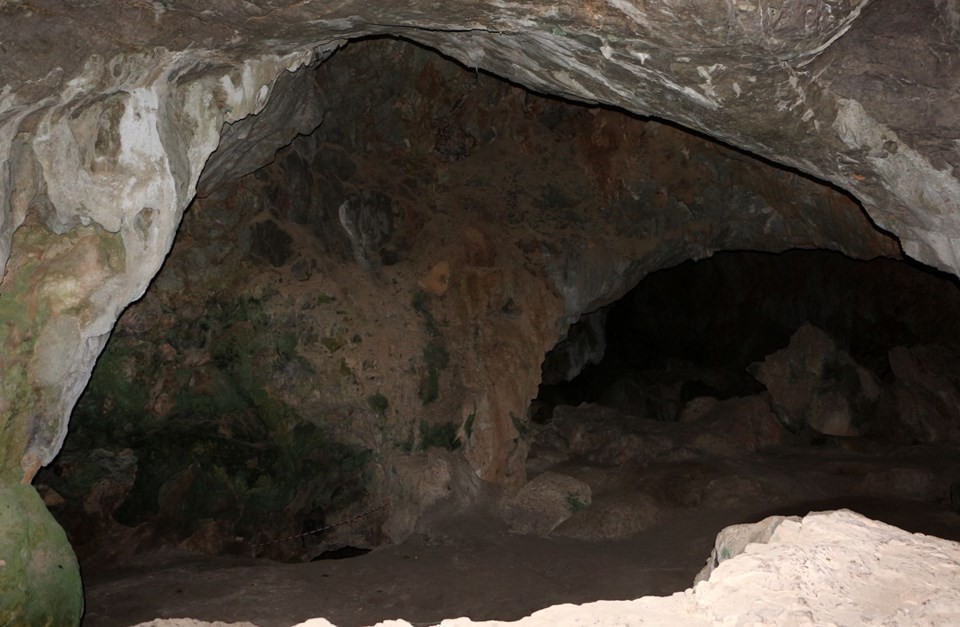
left=0, top=0, right=957, bottom=483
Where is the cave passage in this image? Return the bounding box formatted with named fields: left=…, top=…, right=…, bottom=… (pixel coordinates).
left=528, top=248, right=960, bottom=543
left=537, top=249, right=960, bottom=423
left=32, top=37, right=960, bottom=627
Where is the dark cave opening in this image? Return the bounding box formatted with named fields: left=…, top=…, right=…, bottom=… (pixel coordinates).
left=536, top=248, right=960, bottom=426
left=31, top=35, right=960, bottom=627
left=528, top=248, right=960, bottom=543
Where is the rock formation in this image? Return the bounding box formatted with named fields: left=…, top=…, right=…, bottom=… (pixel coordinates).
left=750, top=323, right=881, bottom=436
left=1, top=1, right=959, bottom=621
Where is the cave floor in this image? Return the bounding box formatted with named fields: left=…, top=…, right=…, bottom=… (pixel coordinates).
left=81, top=444, right=960, bottom=627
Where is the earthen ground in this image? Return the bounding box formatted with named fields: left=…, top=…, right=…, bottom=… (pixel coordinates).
left=81, top=445, right=960, bottom=627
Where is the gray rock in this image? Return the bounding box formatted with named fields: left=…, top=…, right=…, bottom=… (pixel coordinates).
left=750, top=324, right=880, bottom=436
left=540, top=309, right=607, bottom=385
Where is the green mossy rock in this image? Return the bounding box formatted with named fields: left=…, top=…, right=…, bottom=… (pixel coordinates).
left=0, top=484, right=83, bottom=626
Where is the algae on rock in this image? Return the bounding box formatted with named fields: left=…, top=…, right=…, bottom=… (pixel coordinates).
left=0, top=484, right=83, bottom=626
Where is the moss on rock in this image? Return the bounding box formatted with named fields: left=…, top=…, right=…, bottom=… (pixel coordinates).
left=0, top=484, right=83, bottom=626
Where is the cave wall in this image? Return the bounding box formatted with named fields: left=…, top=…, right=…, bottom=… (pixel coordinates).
left=0, top=1, right=956, bottom=525
left=34, top=38, right=912, bottom=558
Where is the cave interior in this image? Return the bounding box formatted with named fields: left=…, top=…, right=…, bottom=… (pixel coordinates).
left=26, top=36, right=960, bottom=626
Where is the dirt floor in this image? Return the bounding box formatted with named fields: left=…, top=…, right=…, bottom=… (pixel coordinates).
left=81, top=443, right=960, bottom=627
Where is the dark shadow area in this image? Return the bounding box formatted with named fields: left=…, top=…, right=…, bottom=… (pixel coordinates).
left=526, top=247, right=960, bottom=560
left=536, top=249, right=960, bottom=425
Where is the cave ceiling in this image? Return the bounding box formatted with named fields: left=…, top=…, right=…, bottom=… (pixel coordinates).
left=2, top=1, right=957, bottom=271
left=0, top=0, right=958, bottom=484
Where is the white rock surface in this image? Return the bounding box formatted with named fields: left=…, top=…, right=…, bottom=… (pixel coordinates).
left=290, top=509, right=960, bottom=627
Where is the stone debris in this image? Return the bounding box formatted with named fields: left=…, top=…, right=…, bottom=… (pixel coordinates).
left=750, top=324, right=880, bottom=437
left=501, top=471, right=592, bottom=535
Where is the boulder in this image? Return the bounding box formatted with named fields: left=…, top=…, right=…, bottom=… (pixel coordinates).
left=694, top=514, right=797, bottom=584
left=0, top=485, right=83, bottom=626
left=546, top=404, right=680, bottom=466
left=750, top=324, right=880, bottom=436
left=684, top=394, right=786, bottom=456
left=544, top=397, right=785, bottom=467
left=878, top=345, right=960, bottom=443
left=552, top=492, right=664, bottom=541
left=502, top=472, right=592, bottom=536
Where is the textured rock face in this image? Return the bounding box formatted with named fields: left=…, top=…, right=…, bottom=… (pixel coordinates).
left=751, top=323, right=881, bottom=436
left=0, top=0, right=958, bottom=577
left=2, top=1, right=958, bottom=269
left=0, top=485, right=83, bottom=626
left=0, top=42, right=333, bottom=484
left=35, top=39, right=898, bottom=559
left=0, top=0, right=949, bottom=486
left=502, top=471, right=592, bottom=535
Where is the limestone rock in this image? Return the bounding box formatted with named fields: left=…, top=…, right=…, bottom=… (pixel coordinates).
left=552, top=492, right=663, bottom=542
left=545, top=396, right=784, bottom=467
left=685, top=395, right=786, bottom=456
left=384, top=450, right=480, bottom=544
left=879, top=345, right=960, bottom=443
left=750, top=324, right=880, bottom=436
left=546, top=404, right=679, bottom=466
left=540, top=310, right=607, bottom=385
left=502, top=471, right=592, bottom=536
left=0, top=0, right=955, bottom=493
left=694, top=514, right=798, bottom=584
left=0, top=485, right=83, bottom=626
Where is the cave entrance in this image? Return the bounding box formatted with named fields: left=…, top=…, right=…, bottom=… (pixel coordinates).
left=528, top=248, right=960, bottom=542
left=34, top=36, right=960, bottom=626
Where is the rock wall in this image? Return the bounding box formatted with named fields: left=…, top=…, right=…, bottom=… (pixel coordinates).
left=0, top=46, right=338, bottom=485
left=3, top=0, right=956, bottom=490
left=0, top=3, right=956, bottom=617
left=35, top=39, right=909, bottom=559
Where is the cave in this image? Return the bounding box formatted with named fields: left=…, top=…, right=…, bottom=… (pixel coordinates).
left=529, top=249, right=960, bottom=538
left=2, top=3, right=960, bottom=626
left=24, top=37, right=960, bottom=625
